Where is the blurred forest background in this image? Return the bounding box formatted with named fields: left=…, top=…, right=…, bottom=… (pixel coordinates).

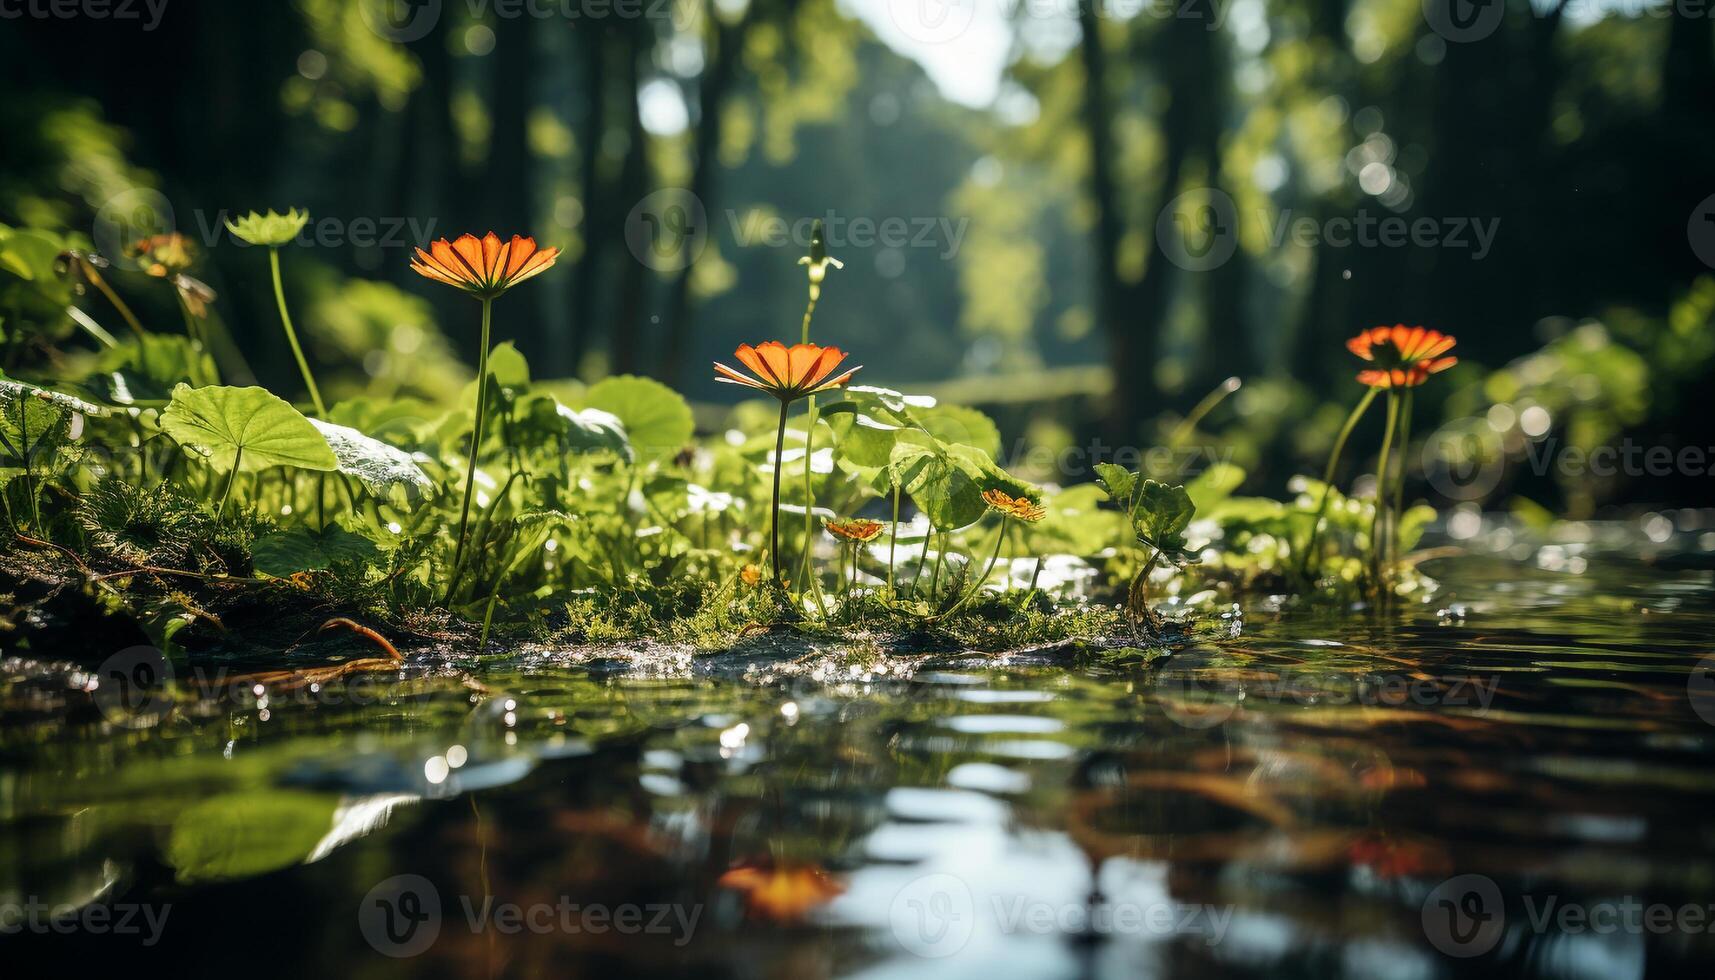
left=1, top=0, right=1712, bottom=515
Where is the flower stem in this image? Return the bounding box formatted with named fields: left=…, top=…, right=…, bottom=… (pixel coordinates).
left=1390, top=387, right=1414, bottom=568
left=1127, top=549, right=1162, bottom=631
left=269, top=247, right=326, bottom=417
left=176, top=290, right=205, bottom=350
left=1370, top=390, right=1401, bottom=594
left=768, top=399, right=790, bottom=589
left=1169, top=376, right=1242, bottom=450
left=86, top=265, right=145, bottom=338
left=447, top=297, right=493, bottom=604
left=940, top=517, right=1008, bottom=620
left=930, top=533, right=946, bottom=602
left=909, top=529, right=931, bottom=597
left=1300, top=386, right=1379, bottom=582
left=795, top=278, right=821, bottom=594
left=887, top=483, right=900, bottom=598
left=218, top=446, right=243, bottom=517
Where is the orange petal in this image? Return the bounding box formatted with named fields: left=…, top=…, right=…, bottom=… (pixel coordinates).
left=480, top=232, right=505, bottom=280
left=808, top=365, right=861, bottom=394
left=714, top=362, right=767, bottom=389
left=756, top=342, right=794, bottom=387
left=443, top=237, right=486, bottom=284
left=802, top=346, right=846, bottom=388
left=1419, top=333, right=1456, bottom=361
left=410, top=258, right=464, bottom=287
left=785, top=344, right=819, bottom=386
left=502, top=236, right=538, bottom=278
left=506, top=246, right=558, bottom=287
left=732, top=344, right=773, bottom=383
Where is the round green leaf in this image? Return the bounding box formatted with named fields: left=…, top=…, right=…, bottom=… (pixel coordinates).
left=159, top=384, right=337, bottom=473
left=914, top=404, right=1002, bottom=459
left=586, top=375, right=693, bottom=460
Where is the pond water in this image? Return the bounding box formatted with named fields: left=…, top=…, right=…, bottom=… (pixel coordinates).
left=4, top=522, right=1714, bottom=978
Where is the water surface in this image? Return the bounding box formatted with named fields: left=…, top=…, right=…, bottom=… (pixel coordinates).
left=4, top=522, right=1714, bottom=978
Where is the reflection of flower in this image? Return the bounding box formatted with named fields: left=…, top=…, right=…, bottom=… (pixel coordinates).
left=1346, top=325, right=1457, bottom=388
left=825, top=518, right=884, bottom=542
left=127, top=233, right=195, bottom=278
left=1346, top=834, right=1443, bottom=879
left=981, top=488, right=1046, bottom=523
left=717, top=860, right=846, bottom=921
left=411, top=232, right=560, bottom=299
left=714, top=342, right=860, bottom=403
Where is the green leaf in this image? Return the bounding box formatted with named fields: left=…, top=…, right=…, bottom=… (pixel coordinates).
left=1093, top=463, right=1136, bottom=507
left=843, top=384, right=936, bottom=414
left=1035, top=484, right=1126, bottom=555
left=486, top=341, right=531, bottom=388
left=890, top=435, right=985, bottom=530
left=1398, top=503, right=1438, bottom=553
left=251, top=524, right=382, bottom=576
left=586, top=375, right=693, bottom=461
left=96, top=334, right=219, bottom=402
left=308, top=419, right=434, bottom=501
left=159, top=384, right=338, bottom=473
left=1134, top=480, right=1198, bottom=558
left=828, top=409, right=904, bottom=469
left=0, top=375, right=110, bottom=418
left=943, top=442, right=1040, bottom=502
left=914, top=404, right=1002, bottom=459
left=1186, top=463, right=1245, bottom=511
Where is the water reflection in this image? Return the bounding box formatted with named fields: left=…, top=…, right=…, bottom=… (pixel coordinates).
left=2, top=528, right=1713, bottom=977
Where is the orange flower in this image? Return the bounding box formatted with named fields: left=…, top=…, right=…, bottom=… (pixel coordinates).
left=982, top=488, right=1046, bottom=523
left=127, top=233, right=195, bottom=278
left=825, top=518, right=884, bottom=542
left=717, top=860, right=846, bottom=922
left=411, top=232, right=559, bottom=299
left=740, top=564, right=764, bottom=588
left=714, top=342, right=860, bottom=403
left=1346, top=325, right=1457, bottom=388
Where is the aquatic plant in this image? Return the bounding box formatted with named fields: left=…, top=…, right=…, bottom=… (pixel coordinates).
left=228, top=208, right=323, bottom=416
left=714, top=341, right=860, bottom=589
left=410, top=232, right=560, bottom=601
left=1095, top=465, right=1199, bottom=631
left=1302, top=325, right=1457, bottom=595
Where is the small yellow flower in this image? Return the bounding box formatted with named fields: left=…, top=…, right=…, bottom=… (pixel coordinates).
left=740, top=564, right=763, bottom=588
left=982, top=489, right=1046, bottom=523
left=825, top=518, right=884, bottom=542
